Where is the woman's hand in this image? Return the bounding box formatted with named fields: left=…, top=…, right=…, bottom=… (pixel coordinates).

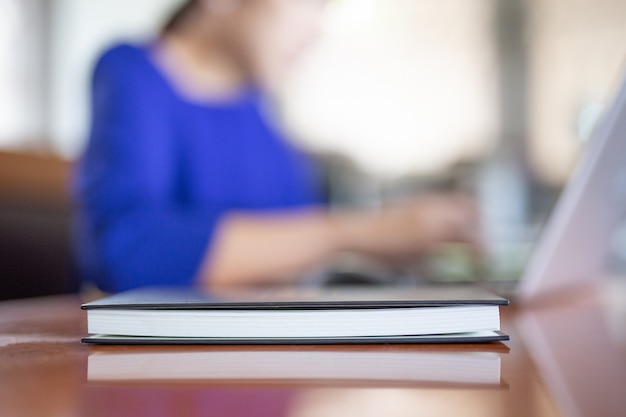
left=335, top=194, right=482, bottom=261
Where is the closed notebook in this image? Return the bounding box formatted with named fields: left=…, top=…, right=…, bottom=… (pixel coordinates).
left=82, top=286, right=509, bottom=345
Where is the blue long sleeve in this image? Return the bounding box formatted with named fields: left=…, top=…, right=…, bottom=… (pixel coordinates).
left=75, top=44, right=321, bottom=293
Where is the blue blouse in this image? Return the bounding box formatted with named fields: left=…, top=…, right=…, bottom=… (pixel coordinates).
left=75, top=43, right=321, bottom=293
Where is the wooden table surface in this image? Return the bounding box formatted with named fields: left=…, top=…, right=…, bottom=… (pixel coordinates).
left=1, top=284, right=625, bottom=417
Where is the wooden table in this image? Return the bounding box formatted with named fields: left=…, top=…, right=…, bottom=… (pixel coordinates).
left=1, top=284, right=625, bottom=417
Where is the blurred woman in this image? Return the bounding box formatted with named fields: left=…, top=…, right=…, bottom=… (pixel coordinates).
left=75, top=0, right=479, bottom=293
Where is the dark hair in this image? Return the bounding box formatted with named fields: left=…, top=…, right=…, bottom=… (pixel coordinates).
left=162, top=0, right=199, bottom=34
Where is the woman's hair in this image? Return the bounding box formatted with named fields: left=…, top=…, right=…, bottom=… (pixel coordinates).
left=162, top=0, right=199, bottom=34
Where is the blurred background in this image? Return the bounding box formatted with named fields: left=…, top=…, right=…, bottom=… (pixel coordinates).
left=1, top=0, right=625, bottom=300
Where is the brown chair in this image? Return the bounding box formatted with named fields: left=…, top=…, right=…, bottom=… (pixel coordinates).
left=0, top=151, right=78, bottom=300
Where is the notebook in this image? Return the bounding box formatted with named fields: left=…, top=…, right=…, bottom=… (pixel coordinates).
left=82, top=286, right=509, bottom=344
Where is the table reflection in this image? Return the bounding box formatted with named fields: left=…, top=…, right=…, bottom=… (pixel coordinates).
left=82, top=344, right=508, bottom=417
left=86, top=345, right=507, bottom=387
left=81, top=386, right=295, bottom=417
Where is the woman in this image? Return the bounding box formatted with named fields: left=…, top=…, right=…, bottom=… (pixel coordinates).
left=75, top=0, right=479, bottom=293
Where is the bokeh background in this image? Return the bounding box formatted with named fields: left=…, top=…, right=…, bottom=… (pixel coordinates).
left=1, top=0, right=626, bottom=299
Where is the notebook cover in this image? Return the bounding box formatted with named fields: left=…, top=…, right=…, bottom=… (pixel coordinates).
left=82, top=285, right=509, bottom=311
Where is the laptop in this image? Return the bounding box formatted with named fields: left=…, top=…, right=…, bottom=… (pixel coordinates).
left=322, top=71, right=626, bottom=304
left=516, top=70, right=626, bottom=303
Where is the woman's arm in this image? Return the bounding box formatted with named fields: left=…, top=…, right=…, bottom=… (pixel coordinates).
left=201, top=194, right=480, bottom=290
left=200, top=210, right=341, bottom=289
